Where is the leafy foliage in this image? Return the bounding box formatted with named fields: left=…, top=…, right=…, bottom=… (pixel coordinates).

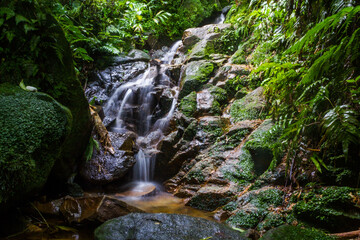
left=229, top=0, right=360, bottom=181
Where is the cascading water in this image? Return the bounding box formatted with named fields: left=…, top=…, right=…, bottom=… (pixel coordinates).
left=104, top=40, right=182, bottom=195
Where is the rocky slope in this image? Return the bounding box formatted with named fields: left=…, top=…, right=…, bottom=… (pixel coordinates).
left=83, top=18, right=360, bottom=239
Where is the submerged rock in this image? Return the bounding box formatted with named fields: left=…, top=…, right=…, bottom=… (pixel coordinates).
left=80, top=132, right=136, bottom=184
left=0, top=84, right=71, bottom=205
left=94, top=213, right=248, bottom=240
left=34, top=194, right=143, bottom=223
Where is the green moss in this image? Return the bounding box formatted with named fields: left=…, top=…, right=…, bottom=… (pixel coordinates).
left=183, top=120, right=198, bottom=141
left=230, top=97, right=265, bottom=122
left=227, top=209, right=267, bottom=229
left=223, top=149, right=255, bottom=184
left=257, top=212, right=285, bottom=231
left=186, top=170, right=206, bottom=183
left=188, top=193, right=232, bottom=212
left=0, top=1, right=91, bottom=183
left=260, top=225, right=334, bottom=240
left=179, top=91, right=197, bottom=117
left=230, top=48, right=247, bottom=64
left=293, top=187, right=360, bottom=230
left=209, top=86, right=228, bottom=105
left=209, top=100, right=221, bottom=115
left=223, top=201, right=238, bottom=212
left=253, top=188, right=284, bottom=208
left=179, top=61, right=215, bottom=99
left=0, top=84, right=71, bottom=204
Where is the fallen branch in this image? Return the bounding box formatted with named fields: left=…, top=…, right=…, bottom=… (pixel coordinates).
left=90, top=106, right=115, bottom=155
left=330, top=229, right=360, bottom=239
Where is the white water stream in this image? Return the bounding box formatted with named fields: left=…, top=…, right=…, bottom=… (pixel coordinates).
left=104, top=40, right=182, bottom=189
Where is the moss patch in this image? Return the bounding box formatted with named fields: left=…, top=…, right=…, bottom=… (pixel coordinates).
left=260, top=225, right=334, bottom=240
left=179, top=91, right=197, bottom=117
left=0, top=84, right=71, bottom=204
left=179, top=61, right=215, bottom=99
left=293, top=186, right=360, bottom=231
left=230, top=87, right=266, bottom=122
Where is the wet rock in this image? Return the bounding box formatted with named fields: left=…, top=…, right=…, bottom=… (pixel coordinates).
left=86, top=61, right=148, bottom=104
left=33, top=199, right=64, bottom=215
left=94, top=213, right=248, bottom=240
left=127, top=49, right=151, bottom=62
left=0, top=84, right=71, bottom=204
left=260, top=225, right=333, bottom=240
left=179, top=60, right=215, bottom=99
left=179, top=91, right=198, bottom=117
left=196, top=88, right=221, bottom=116
left=185, top=24, right=233, bottom=61
left=196, top=116, right=227, bottom=146
left=186, top=184, right=234, bottom=211
left=244, top=120, right=275, bottom=175
left=167, top=64, right=182, bottom=84
left=34, top=194, right=143, bottom=223
left=230, top=87, right=266, bottom=122
left=60, top=195, right=144, bottom=223
left=80, top=132, right=136, bottom=185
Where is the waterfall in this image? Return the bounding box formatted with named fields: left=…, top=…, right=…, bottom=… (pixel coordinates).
left=104, top=40, right=181, bottom=187
left=214, top=13, right=225, bottom=24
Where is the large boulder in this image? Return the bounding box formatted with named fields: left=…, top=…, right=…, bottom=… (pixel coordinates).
left=94, top=213, right=248, bottom=240
left=179, top=60, right=215, bottom=99
left=230, top=87, right=266, bottom=122
left=0, top=1, right=92, bottom=183
left=0, top=84, right=72, bottom=204
left=80, top=132, right=136, bottom=185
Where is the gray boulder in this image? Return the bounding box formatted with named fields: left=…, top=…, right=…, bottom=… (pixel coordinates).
left=94, top=213, right=249, bottom=240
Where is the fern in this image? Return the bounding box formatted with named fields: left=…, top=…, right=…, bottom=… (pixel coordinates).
left=322, top=105, right=360, bottom=161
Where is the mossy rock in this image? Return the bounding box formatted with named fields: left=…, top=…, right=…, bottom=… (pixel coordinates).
left=94, top=213, right=248, bottom=240
left=209, top=86, right=228, bottom=105
left=188, top=191, right=232, bottom=212
left=293, top=186, right=360, bottom=232
left=244, top=120, right=279, bottom=175
left=257, top=212, right=285, bottom=231
left=260, top=225, right=334, bottom=240
left=179, top=91, right=197, bottom=117
left=227, top=208, right=267, bottom=229
left=230, top=87, right=266, bottom=122
left=0, top=84, right=71, bottom=205
left=0, top=1, right=92, bottom=182
left=179, top=61, right=215, bottom=99
left=223, top=149, right=255, bottom=184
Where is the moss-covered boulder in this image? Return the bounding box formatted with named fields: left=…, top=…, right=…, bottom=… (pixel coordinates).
left=230, top=87, right=266, bottom=122
left=0, top=84, right=72, bottom=204
left=179, top=91, right=197, bottom=117
left=0, top=1, right=92, bottom=182
left=226, top=187, right=285, bottom=230
left=293, top=186, right=360, bottom=232
left=179, top=61, right=215, bottom=99
left=244, top=120, right=277, bottom=175
left=260, top=225, right=334, bottom=240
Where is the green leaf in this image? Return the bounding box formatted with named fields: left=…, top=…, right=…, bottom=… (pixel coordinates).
left=310, top=156, right=322, bottom=173
left=56, top=225, right=78, bottom=233
left=15, top=14, right=30, bottom=25
left=19, top=80, right=27, bottom=91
